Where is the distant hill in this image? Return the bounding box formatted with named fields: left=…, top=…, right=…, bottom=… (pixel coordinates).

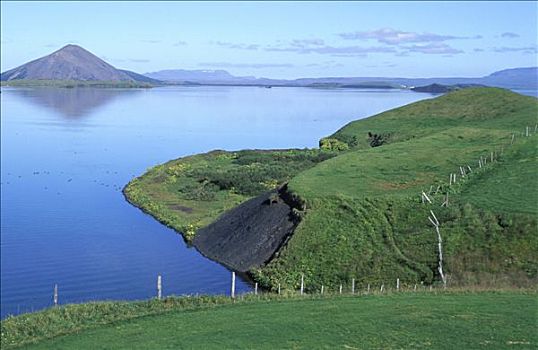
left=481, top=67, right=538, bottom=89
left=146, top=67, right=538, bottom=90
left=144, top=69, right=256, bottom=83
left=291, top=68, right=538, bottom=89
left=0, top=45, right=161, bottom=85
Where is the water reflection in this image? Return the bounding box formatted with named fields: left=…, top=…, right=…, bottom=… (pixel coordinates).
left=3, top=87, right=142, bottom=118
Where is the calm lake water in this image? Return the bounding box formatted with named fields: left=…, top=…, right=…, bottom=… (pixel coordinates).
left=0, top=85, right=496, bottom=318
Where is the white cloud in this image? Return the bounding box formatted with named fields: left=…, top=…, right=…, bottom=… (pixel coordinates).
left=339, top=28, right=480, bottom=45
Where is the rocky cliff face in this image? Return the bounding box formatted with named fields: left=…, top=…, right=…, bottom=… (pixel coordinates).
left=193, top=185, right=302, bottom=272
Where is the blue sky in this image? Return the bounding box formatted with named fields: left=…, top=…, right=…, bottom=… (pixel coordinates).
left=1, top=1, right=537, bottom=78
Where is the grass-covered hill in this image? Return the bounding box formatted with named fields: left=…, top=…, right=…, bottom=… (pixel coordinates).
left=125, top=88, right=537, bottom=292
left=257, top=88, right=537, bottom=290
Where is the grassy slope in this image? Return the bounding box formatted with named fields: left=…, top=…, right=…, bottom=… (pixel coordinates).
left=331, top=87, right=537, bottom=148
left=255, top=88, right=537, bottom=290
left=458, top=138, right=537, bottom=214
left=4, top=292, right=536, bottom=350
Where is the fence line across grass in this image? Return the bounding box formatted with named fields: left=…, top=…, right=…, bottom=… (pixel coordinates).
left=45, top=272, right=455, bottom=309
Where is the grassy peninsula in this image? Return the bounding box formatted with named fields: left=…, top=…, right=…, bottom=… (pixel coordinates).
left=125, top=88, right=537, bottom=291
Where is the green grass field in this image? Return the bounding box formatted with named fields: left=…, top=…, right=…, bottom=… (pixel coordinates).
left=3, top=292, right=536, bottom=349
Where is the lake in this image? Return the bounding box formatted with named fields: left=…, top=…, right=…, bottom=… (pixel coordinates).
left=3, top=85, right=524, bottom=318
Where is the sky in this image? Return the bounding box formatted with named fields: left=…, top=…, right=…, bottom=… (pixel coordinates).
left=1, top=1, right=537, bottom=79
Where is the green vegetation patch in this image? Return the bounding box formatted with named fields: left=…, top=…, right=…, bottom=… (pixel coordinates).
left=458, top=137, right=537, bottom=215
left=124, top=149, right=337, bottom=241
left=3, top=292, right=536, bottom=350
left=254, top=195, right=537, bottom=292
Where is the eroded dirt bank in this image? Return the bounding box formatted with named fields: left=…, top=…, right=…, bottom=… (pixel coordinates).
left=193, top=185, right=303, bottom=272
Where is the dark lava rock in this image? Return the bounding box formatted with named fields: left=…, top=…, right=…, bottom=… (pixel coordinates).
left=193, top=187, right=301, bottom=272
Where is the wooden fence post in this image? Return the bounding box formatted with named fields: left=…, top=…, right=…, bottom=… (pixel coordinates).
left=321, top=285, right=324, bottom=295
left=367, top=284, right=370, bottom=294
left=428, top=210, right=447, bottom=288
left=351, top=278, right=355, bottom=294
left=231, top=272, right=236, bottom=299
left=254, top=282, right=258, bottom=295
left=441, top=192, right=448, bottom=207
left=300, top=274, right=304, bottom=295
left=422, top=191, right=432, bottom=204
left=53, top=284, right=58, bottom=306
left=278, top=283, right=281, bottom=295
left=157, top=275, right=162, bottom=300
left=396, top=278, right=400, bottom=291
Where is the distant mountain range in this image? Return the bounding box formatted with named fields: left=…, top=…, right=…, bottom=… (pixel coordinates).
left=145, top=67, right=537, bottom=90
left=144, top=69, right=257, bottom=83
left=0, top=45, right=160, bottom=85
left=1, top=45, right=536, bottom=90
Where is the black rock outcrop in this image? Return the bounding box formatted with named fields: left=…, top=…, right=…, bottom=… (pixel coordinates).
left=193, top=186, right=302, bottom=272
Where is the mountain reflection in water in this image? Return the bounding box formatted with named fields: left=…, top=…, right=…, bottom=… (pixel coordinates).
left=5, top=87, right=142, bottom=118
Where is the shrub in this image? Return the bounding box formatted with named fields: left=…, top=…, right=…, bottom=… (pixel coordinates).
left=335, top=134, right=358, bottom=147
left=319, top=138, right=350, bottom=151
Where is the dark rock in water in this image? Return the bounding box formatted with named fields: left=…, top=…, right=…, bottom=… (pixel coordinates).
left=193, top=186, right=301, bottom=272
